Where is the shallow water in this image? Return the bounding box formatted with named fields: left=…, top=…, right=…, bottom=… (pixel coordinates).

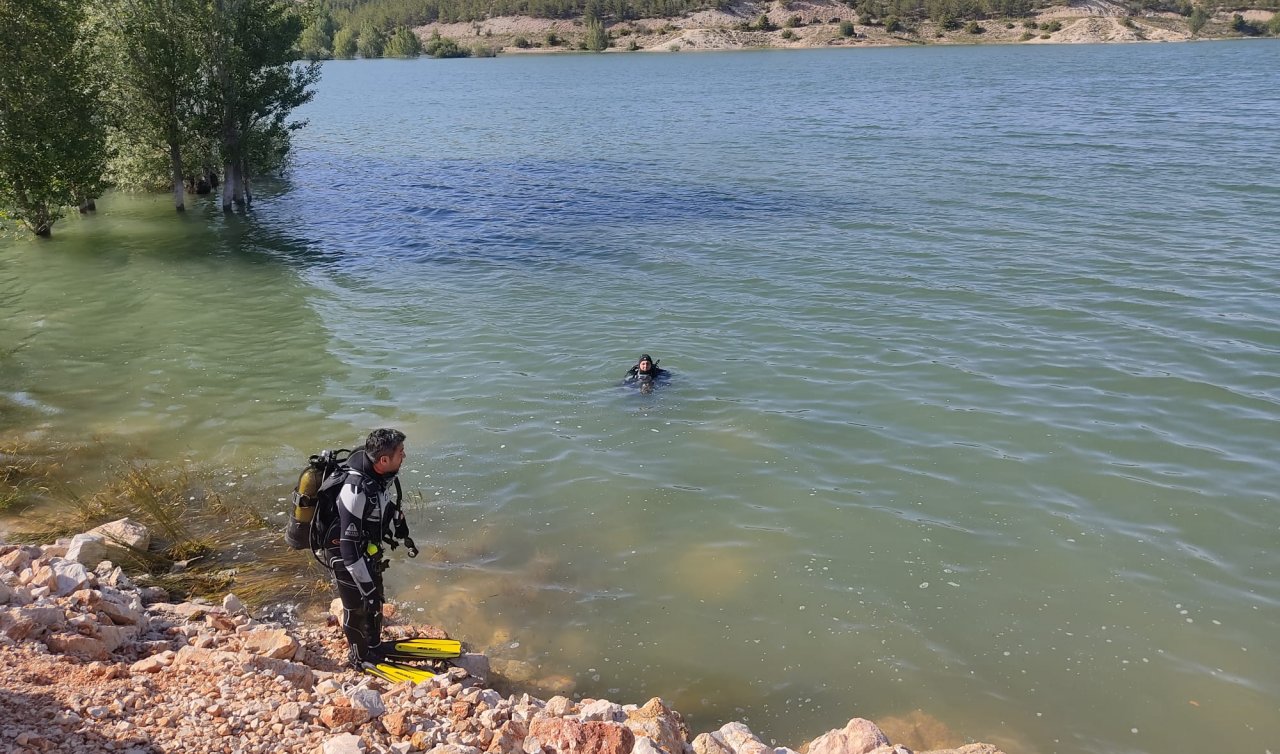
left=3, top=41, right=1280, bottom=754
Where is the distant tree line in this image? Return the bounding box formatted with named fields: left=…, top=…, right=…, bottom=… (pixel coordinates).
left=0, top=0, right=319, bottom=237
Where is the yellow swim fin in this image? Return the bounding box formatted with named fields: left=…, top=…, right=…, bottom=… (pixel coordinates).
left=359, top=659, right=439, bottom=684
left=377, top=637, right=463, bottom=661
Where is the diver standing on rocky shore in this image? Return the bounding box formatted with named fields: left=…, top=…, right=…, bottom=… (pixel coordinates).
left=327, top=428, right=408, bottom=670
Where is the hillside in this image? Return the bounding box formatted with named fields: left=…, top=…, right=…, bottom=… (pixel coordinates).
left=402, top=0, right=1279, bottom=53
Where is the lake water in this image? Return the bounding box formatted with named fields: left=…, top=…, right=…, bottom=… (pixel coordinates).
left=3, top=40, right=1279, bottom=754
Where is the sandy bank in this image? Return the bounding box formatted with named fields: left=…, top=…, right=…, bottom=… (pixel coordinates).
left=412, top=0, right=1276, bottom=53
left=0, top=526, right=1008, bottom=754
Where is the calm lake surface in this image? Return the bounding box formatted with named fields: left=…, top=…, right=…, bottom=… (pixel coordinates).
left=3, top=40, right=1280, bottom=754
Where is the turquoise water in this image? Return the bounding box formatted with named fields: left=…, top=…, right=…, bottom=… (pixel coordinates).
left=3, top=41, right=1280, bottom=754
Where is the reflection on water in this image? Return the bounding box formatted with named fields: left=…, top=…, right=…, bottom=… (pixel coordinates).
left=3, top=41, right=1280, bottom=754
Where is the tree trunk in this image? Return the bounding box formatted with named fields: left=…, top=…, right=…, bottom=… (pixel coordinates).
left=169, top=141, right=185, bottom=212
left=221, top=160, right=235, bottom=211
left=231, top=157, right=245, bottom=208
left=77, top=198, right=96, bottom=213
left=240, top=157, right=252, bottom=208
left=31, top=205, right=53, bottom=236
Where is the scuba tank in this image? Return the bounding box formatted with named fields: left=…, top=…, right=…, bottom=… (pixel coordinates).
left=294, top=464, right=323, bottom=522
left=284, top=449, right=347, bottom=550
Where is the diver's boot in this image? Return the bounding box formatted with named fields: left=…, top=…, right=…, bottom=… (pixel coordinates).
left=347, top=644, right=366, bottom=672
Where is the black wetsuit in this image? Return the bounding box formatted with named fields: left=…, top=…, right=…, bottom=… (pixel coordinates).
left=623, top=364, right=668, bottom=384
left=326, top=449, right=398, bottom=665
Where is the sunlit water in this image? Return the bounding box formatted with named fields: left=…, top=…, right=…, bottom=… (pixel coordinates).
left=3, top=41, right=1279, bottom=754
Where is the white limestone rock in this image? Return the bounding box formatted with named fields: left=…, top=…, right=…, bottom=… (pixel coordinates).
left=634, top=737, right=667, bottom=754
left=693, top=733, right=734, bottom=754
left=222, top=593, right=246, bottom=615
left=322, top=732, right=366, bottom=754
left=454, top=652, right=491, bottom=682
left=805, top=719, right=889, bottom=754
left=579, top=699, right=625, bottom=723
left=65, top=534, right=111, bottom=566
left=347, top=687, right=386, bottom=718
left=87, top=518, right=151, bottom=550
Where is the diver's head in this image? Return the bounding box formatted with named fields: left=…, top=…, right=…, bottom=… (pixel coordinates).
left=638, top=354, right=654, bottom=373
left=366, top=428, right=406, bottom=475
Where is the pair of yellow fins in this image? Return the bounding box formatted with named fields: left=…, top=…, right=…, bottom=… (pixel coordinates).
left=361, top=637, right=463, bottom=684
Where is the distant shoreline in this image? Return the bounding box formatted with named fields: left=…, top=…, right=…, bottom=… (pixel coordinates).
left=397, top=0, right=1279, bottom=57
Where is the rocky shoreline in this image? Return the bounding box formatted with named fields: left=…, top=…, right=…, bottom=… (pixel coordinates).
left=0, top=519, right=1005, bottom=754
left=412, top=0, right=1278, bottom=55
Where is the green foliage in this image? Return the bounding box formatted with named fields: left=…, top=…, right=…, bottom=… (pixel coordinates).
left=756, top=13, right=776, bottom=31
left=424, top=31, right=470, bottom=57
left=627, top=39, right=640, bottom=49
left=785, top=14, right=803, bottom=27
left=1042, top=19, right=1062, bottom=32
left=384, top=26, right=422, bottom=56
left=545, top=30, right=563, bottom=46
left=333, top=26, right=359, bottom=57
left=1018, top=29, right=1033, bottom=39
left=514, top=35, right=532, bottom=47
left=1120, top=15, right=1135, bottom=27
left=358, top=23, right=388, bottom=56
left=987, top=0, right=1031, bottom=17
left=1269, top=12, right=1280, bottom=34
left=1186, top=4, right=1209, bottom=33
left=839, top=19, right=856, bottom=35
left=209, top=0, right=320, bottom=206
left=97, top=0, right=210, bottom=199
left=884, top=14, right=902, bottom=31
left=471, top=43, right=498, bottom=56
left=299, top=21, right=335, bottom=59
left=964, top=19, right=983, bottom=32
left=330, top=0, right=725, bottom=31
left=780, top=27, right=794, bottom=38
left=584, top=16, right=610, bottom=49
left=0, top=0, right=109, bottom=236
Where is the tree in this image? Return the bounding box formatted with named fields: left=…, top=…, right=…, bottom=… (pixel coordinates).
left=333, top=26, right=358, bottom=58
left=0, top=0, right=108, bottom=236
left=101, top=0, right=205, bottom=210
left=357, top=23, right=387, bottom=57
left=384, top=26, right=422, bottom=56
left=299, top=21, right=334, bottom=59
left=209, top=0, right=319, bottom=211
left=1187, top=5, right=1208, bottom=34
left=424, top=31, right=470, bottom=57
left=584, top=17, right=610, bottom=50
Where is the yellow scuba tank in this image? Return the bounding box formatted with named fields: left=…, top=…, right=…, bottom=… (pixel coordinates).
left=293, top=465, right=322, bottom=523
left=284, top=449, right=349, bottom=551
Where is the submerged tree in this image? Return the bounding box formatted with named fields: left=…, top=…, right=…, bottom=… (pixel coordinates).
left=209, top=0, right=320, bottom=211
left=332, top=26, right=359, bottom=58
left=101, top=0, right=205, bottom=211
left=299, top=21, right=335, bottom=59
left=384, top=26, right=423, bottom=57
left=0, top=0, right=109, bottom=236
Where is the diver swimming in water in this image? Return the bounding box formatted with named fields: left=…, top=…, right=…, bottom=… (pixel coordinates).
left=623, top=353, right=669, bottom=393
